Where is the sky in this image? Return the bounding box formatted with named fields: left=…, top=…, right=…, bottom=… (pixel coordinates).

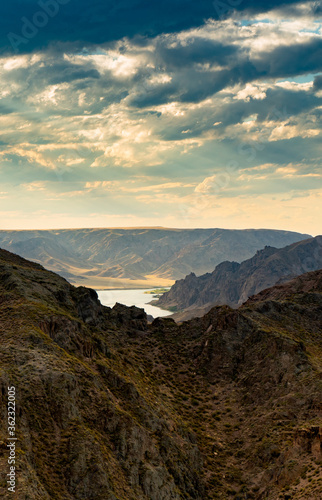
left=0, top=0, right=321, bottom=234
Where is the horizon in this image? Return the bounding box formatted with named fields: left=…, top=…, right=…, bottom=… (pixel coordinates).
left=0, top=225, right=317, bottom=237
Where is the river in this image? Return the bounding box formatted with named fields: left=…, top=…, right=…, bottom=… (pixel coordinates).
left=97, top=289, right=171, bottom=318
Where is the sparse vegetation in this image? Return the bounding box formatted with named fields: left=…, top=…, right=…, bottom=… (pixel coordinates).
left=0, top=249, right=322, bottom=499
left=144, top=288, right=171, bottom=296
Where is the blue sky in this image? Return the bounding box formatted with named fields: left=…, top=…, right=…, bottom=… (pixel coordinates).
left=0, top=0, right=321, bottom=234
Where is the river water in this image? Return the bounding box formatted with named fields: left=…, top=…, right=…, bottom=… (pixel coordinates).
left=97, top=289, right=171, bottom=318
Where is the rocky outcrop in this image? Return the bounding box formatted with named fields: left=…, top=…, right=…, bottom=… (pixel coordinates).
left=294, top=427, right=322, bottom=459
left=0, top=249, right=204, bottom=500
left=245, top=267, right=322, bottom=305
left=156, top=235, right=322, bottom=315
left=1, top=248, right=322, bottom=499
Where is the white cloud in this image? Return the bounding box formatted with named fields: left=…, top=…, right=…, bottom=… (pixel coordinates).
left=236, top=84, right=267, bottom=101
left=269, top=124, right=320, bottom=141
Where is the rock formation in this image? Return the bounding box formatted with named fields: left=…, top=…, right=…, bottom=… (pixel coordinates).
left=156, top=235, right=322, bottom=319
left=0, top=248, right=322, bottom=499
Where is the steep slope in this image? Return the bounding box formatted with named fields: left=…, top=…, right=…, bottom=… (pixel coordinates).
left=0, top=227, right=310, bottom=288
left=245, top=268, right=322, bottom=305
left=0, top=248, right=204, bottom=500
left=156, top=235, right=322, bottom=317
left=0, top=249, right=322, bottom=499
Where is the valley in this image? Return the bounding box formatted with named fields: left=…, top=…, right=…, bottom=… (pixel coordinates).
left=0, top=227, right=310, bottom=289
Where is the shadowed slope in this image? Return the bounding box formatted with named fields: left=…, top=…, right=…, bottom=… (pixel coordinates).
left=0, top=248, right=321, bottom=499
left=156, top=235, right=322, bottom=318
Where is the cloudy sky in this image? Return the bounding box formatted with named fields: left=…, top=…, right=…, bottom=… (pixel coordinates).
left=0, top=0, right=321, bottom=234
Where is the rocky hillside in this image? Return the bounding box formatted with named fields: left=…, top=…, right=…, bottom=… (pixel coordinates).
left=0, top=228, right=310, bottom=289
left=155, top=235, right=322, bottom=317
left=0, top=248, right=322, bottom=499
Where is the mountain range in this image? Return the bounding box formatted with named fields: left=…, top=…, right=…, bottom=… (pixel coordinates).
left=0, top=247, right=322, bottom=498
left=155, top=235, right=322, bottom=320
left=0, top=228, right=310, bottom=289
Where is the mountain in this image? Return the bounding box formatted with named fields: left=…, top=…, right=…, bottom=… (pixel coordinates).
left=0, top=228, right=310, bottom=289
left=0, top=248, right=322, bottom=499
left=155, top=235, right=322, bottom=319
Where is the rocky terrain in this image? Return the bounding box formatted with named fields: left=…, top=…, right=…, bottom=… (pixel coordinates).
left=0, top=228, right=309, bottom=289
left=0, top=248, right=322, bottom=499
left=155, top=235, right=322, bottom=319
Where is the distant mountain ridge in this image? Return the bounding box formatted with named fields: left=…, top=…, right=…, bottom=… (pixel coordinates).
left=0, top=227, right=310, bottom=288
left=156, top=235, right=322, bottom=317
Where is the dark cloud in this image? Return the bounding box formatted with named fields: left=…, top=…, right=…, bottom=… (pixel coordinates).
left=129, top=37, right=322, bottom=108
left=155, top=87, right=322, bottom=142
left=272, top=1, right=322, bottom=16
left=156, top=39, right=238, bottom=68
left=313, top=74, right=322, bottom=90
left=48, top=66, right=100, bottom=84
left=0, top=56, right=129, bottom=117
left=1, top=0, right=305, bottom=54
left=6, top=59, right=100, bottom=85
left=0, top=103, right=15, bottom=115
left=255, top=38, right=322, bottom=78
left=253, top=87, right=322, bottom=123
left=214, top=88, right=321, bottom=128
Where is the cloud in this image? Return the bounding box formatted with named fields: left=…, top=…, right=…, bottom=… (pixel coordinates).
left=0, top=3, right=321, bottom=234
left=22, top=181, right=47, bottom=191
left=1, top=0, right=310, bottom=54
left=313, top=74, right=322, bottom=90
left=195, top=175, right=219, bottom=194
left=194, top=162, right=322, bottom=200
left=84, top=180, right=194, bottom=193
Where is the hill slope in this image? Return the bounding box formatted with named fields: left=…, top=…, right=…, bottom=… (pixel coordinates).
left=156, top=235, right=322, bottom=317
left=0, top=227, right=310, bottom=288
left=0, top=249, right=322, bottom=498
